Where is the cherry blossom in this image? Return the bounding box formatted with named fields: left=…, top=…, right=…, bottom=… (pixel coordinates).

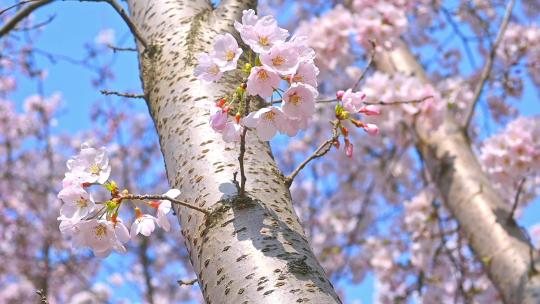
left=209, top=105, right=228, bottom=132
left=282, top=83, right=318, bottom=119
left=243, top=107, right=289, bottom=141
left=260, top=42, right=300, bottom=75
left=246, top=66, right=281, bottom=98
left=194, top=53, right=223, bottom=82
left=131, top=208, right=158, bottom=238
left=211, top=33, right=242, bottom=72
left=290, top=61, right=319, bottom=88
left=57, top=184, right=95, bottom=220
left=341, top=89, right=366, bottom=113
left=66, top=143, right=111, bottom=184
left=150, top=189, right=181, bottom=232
left=78, top=219, right=129, bottom=257
left=234, top=10, right=288, bottom=53
left=222, top=121, right=243, bottom=143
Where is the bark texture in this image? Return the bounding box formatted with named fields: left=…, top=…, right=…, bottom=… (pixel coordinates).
left=125, top=1, right=341, bottom=303
left=376, top=41, right=540, bottom=304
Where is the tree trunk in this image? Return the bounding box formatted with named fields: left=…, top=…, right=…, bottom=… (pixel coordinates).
left=125, top=1, right=341, bottom=303
left=375, top=40, right=540, bottom=304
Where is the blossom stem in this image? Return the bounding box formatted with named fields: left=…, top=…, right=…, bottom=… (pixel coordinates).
left=122, top=194, right=209, bottom=215
left=352, top=40, right=376, bottom=91
left=238, top=95, right=250, bottom=197
left=285, top=122, right=339, bottom=187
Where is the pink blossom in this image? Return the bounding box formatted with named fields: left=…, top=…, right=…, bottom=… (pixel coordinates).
left=260, top=42, right=300, bottom=75
left=359, top=105, right=380, bottom=115
left=234, top=12, right=288, bottom=53
left=222, top=121, right=243, bottom=143
left=194, top=53, right=223, bottom=82
left=282, top=83, right=318, bottom=119
left=362, top=123, right=379, bottom=135
left=95, top=28, right=115, bottom=45
left=77, top=219, right=128, bottom=257
left=341, top=89, right=366, bottom=113
left=58, top=184, right=95, bottom=220
left=243, top=107, right=288, bottom=141
left=209, top=106, right=228, bottom=132
left=211, top=33, right=242, bottom=72
left=66, top=143, right=111, bottom=184
left=345, top=141, right=354, bottom=158
left=290, top=61, right=319, bottom=87
left=130, top=211, right=157, bottom=238
left=246, top=66, right=280, bottom=98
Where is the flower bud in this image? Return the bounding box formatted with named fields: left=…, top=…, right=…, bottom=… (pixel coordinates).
left=363, top=123, right=379, bottom=136
left=336, top=90, right=345, bottom=100
left=359, top=105, right=380, bottom=116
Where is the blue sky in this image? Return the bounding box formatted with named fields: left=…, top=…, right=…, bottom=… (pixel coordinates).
left=2, top=1, right=539, bottom=303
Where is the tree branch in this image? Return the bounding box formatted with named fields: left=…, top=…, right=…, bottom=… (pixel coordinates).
left=285, top=122, right=339, bottom=187
left=107, top=44, right=137, bottom=52
left=122, top=194, right=209, bottom=215
left=36, top=289, right=49, bottom=304
left=177, top=278, right=198, bottom=286
left=79, top=0, right=149, bottom=49
left=462, top=0, right=516, bottom=129
left=100, top=89, right=145, bottom=99
left=238, top=95, right=250, bottom=197
left=507, top=176, right=527, bottom=224
left=0, top=0, right=53, bottom=38
left=352, top=40, right=376, bottom=91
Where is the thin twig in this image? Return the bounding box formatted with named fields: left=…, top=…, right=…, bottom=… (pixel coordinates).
left=0, top=0, right=40, bottom=16
left=0, top=0, right=53, bottom=38
left=123, top=194, right=209, bottom=215
left=36, top=289, right=49, bottom=304
left=100, top=89, right=145, bottom=99
left=364, top=95, right=433, bottom=105
left=13, top=14, right=55, bottom=32
left=79, top=0, right=149, bottom=49
left=107, top=44, right=137, bottom=52
left=238, top=96, right=250, bottom=197
left=285, top=122, right=339, bottom=187
left=177, top=278, right=198, bottom=286
left=316, top=95, right=432, bottom=105
left=507, top=176, right=527, bottom=224
left=463, top=0, right=516, bottom=129
left=440, top=6, right=477, bottom=69
left=352, top=40, right=376, bottom=91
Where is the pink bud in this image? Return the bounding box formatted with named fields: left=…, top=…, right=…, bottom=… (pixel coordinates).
left=362, top=123, right=379, bottom=136
left=336, top=90, right=345, bottom=100
left=210, top=109, right=228, bottom=132
left=345, top=141, right=353, bottom=158
left=359, top=105, right=380, bottom=116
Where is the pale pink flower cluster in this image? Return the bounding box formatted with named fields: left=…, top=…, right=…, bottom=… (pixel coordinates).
left=95, top=28, right=115, bottom=46
left=480, top=116, right=540, bottom=208
left=58, top=144, right=180, bottom=257
left=352, top=1, right=409, bottom=50
left=361, top=72, right=445, bottom=139
left=295, top=5, right=354, bottom=72
left=195, top=33, right=242, bottom=81
left=498, top=23, right=540, bottom=85
left=196, top=10, right=320, bottom=142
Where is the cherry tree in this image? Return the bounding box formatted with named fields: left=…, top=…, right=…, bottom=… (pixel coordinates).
left=1, top=0, right=539, bottom=303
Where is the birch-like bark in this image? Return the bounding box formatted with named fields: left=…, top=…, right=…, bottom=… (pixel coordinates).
left=125, top=1, right=341, bottom=303
left=375, top=41, right=540, bottom=304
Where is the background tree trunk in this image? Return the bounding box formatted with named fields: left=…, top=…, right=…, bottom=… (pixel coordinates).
left=375, top=40, right=540, bottom=304
left=125, top=1, right=341, bottom=303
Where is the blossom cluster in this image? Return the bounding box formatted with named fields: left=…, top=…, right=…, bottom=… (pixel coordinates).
left=352, top=0, right=409, bottom=50
left=58, top=143, right=179, bottom=257
left=195, top=9, right=320, bottom=142
left=480, top=116, right=540, bottom=208
left=498, top=23, right=540, bottom=85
